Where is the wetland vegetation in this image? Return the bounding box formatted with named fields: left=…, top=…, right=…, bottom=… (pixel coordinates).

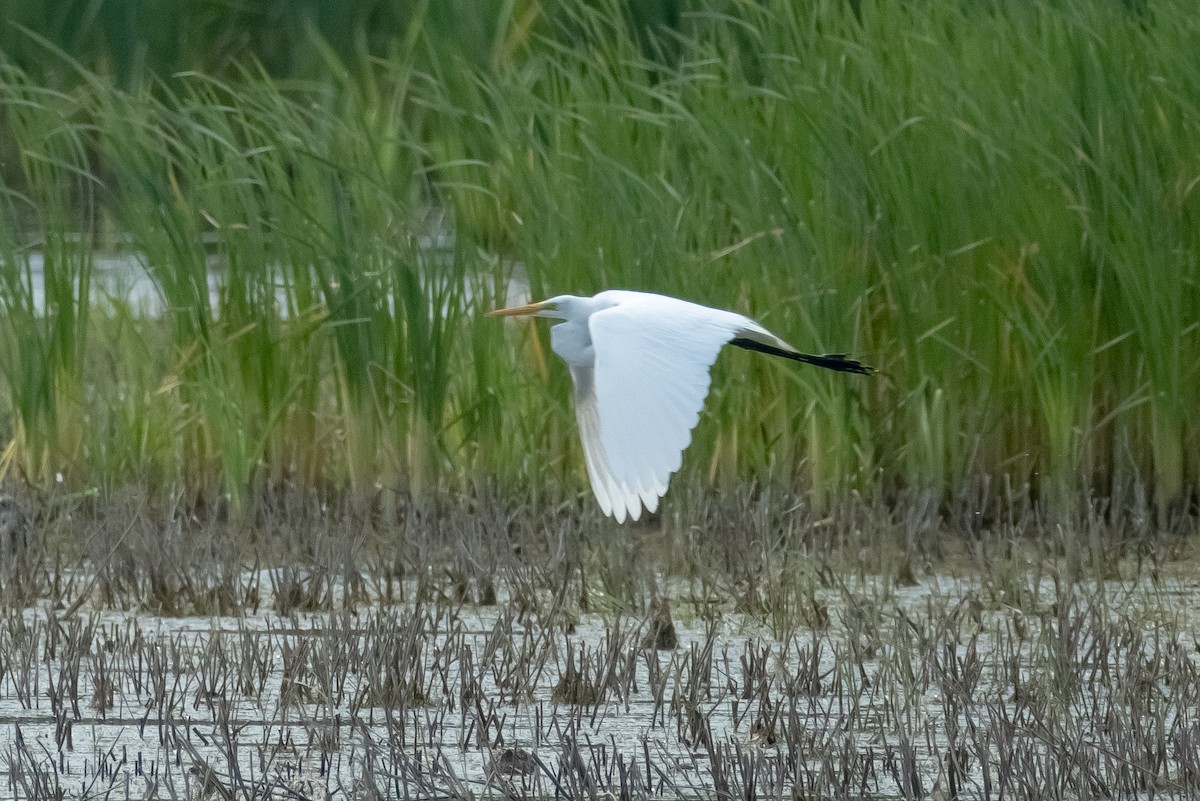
left=0, top=0, right=1198, bottom=798
left=4, top=489, right=1200, bottom=798
left=0, top=0, right=1196, bottom=514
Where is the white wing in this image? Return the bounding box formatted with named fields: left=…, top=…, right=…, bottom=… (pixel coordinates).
left=569, top=365, right=622, bottom=519
left=578, top=296, right=749, bottom=522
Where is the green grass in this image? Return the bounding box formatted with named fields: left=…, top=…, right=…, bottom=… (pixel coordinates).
left=0, top=0, right=1197, bottom=517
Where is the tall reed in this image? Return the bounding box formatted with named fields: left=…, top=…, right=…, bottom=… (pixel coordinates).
left=427, top=0, right=1199, bottom=512
left=0, top=70, right=94, bottom=484
left=0, top=0, right=1196, bottom=515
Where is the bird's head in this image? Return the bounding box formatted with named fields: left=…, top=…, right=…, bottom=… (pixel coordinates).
left=488, top=295, right=576, bottom=320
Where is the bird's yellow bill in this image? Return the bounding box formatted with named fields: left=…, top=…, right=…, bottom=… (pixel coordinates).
left=488, top=301, right=548, bottom=317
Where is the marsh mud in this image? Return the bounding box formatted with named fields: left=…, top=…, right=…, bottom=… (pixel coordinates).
left=1, top=565, right=1199, bottom=800
left=0, top=488, right=1196, bottom=799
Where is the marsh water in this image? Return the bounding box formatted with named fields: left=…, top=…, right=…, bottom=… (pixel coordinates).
left=2, top=565, right=1199, bottom=800
left=20, top=234, right=515, bottom=320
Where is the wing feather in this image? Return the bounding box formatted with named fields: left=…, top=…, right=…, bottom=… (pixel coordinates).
left=584, top=296, right=747, bottom=521
left=569, top=365, right=623, bottom=521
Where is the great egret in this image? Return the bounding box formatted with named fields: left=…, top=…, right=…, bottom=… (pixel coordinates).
left=491, top=290, right=870, bottom=523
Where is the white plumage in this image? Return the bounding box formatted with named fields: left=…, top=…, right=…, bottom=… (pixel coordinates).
left=491, top=290, right=869, bottom=523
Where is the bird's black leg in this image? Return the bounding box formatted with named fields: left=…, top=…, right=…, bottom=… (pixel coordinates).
left=730, top=338, right=873, bottom=375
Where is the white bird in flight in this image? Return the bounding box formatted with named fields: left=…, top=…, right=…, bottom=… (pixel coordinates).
left=491, top=290, right=871, bottom=523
